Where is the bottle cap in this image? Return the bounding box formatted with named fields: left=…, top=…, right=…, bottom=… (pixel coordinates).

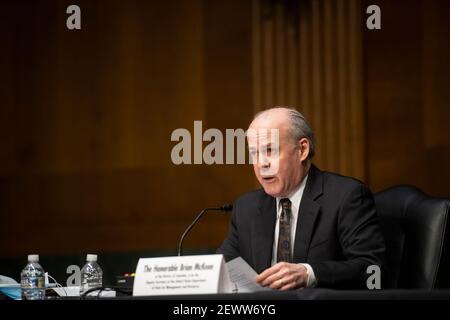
left=28, top=254, right=39, bottom=262
left=86, top=254, right=98, bottom=262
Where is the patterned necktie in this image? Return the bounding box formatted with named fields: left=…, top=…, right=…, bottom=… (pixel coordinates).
left=277, top=198, right=292, bottom=263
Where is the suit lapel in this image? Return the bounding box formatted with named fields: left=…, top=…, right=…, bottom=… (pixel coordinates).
left=293, top=165, right=323, bottom=262
left=250, top=165, right=324, bottom=270
left=252, top=193, right=276, bottom=273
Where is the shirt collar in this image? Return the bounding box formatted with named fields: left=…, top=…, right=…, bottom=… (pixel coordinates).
left=276, top=174, right=308, bottom=218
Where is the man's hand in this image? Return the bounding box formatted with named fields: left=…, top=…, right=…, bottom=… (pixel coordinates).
left=255, top=262, right=308, bottom=290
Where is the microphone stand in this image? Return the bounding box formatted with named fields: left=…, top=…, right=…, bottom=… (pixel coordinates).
left=177, top=204, right=232, bottom=256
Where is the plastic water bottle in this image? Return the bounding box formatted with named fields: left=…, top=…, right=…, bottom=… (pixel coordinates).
left=20, top=254, right=45, bottom=300
left=80, top=254, right=103, bottom=295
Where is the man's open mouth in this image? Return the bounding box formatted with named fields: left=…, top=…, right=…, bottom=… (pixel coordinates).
left=262, top=176, right=276, bottom=182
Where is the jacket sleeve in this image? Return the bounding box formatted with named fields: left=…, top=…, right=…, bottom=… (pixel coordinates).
left=216, top=200, right=241, bottom=262
left=309, top=184, right=387, bottom=288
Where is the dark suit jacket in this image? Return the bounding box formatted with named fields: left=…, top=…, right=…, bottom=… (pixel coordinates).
left=217, top=165, right=387, bottom=289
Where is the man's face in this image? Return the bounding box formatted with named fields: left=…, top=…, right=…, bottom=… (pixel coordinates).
left=247, top=113, right=309, bottom=198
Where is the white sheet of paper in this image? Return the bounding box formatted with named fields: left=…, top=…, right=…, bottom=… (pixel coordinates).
left=52, top=286, right=116, bottom=297
left=52, top=286, right=81, bottom=297
left=226, top=257, right=271, bottom=293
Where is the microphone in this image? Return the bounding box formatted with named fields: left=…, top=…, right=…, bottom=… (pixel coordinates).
left=177, top=204, right=233, bottom=256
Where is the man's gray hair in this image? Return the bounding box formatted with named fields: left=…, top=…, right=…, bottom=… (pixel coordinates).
left=253, top=107, right=316, bottom=159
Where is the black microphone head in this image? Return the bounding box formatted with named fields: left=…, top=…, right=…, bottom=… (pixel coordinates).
left=220, top=204, right=233, bottom=212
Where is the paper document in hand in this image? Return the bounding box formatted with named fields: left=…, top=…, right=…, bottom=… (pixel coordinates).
left=226, top=257, right=272, bottom=293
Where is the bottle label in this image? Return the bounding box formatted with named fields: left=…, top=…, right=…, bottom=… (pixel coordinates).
left=21, top=276, right=45, bottom=289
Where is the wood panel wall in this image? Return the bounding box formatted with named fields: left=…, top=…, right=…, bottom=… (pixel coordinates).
left=1, top=0, right=449, bottom=258
left=0, top=0, right=254, bottom=257
left=363, top=0, right=450, bottom=196
left=252, top=0, right=366, bottom=180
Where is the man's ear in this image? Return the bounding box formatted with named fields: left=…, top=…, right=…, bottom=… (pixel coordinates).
left=299, top=138, right=310, bottom=161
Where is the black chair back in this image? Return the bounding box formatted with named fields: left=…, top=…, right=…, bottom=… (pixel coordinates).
left=374, top=185, right=450, bottom=289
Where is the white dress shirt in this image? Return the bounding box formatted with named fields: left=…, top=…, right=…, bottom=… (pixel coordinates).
left=271, top=175, right=317, bottom=288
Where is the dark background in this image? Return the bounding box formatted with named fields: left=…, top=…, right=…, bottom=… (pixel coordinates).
left=1, top=0, right=449, bottom=283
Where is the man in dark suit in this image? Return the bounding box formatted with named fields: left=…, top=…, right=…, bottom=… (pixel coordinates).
left=218, top=107, right=386, bottom=289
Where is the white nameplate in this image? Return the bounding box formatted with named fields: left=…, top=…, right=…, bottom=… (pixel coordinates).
left=132, top=254, right=234, bottom=296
